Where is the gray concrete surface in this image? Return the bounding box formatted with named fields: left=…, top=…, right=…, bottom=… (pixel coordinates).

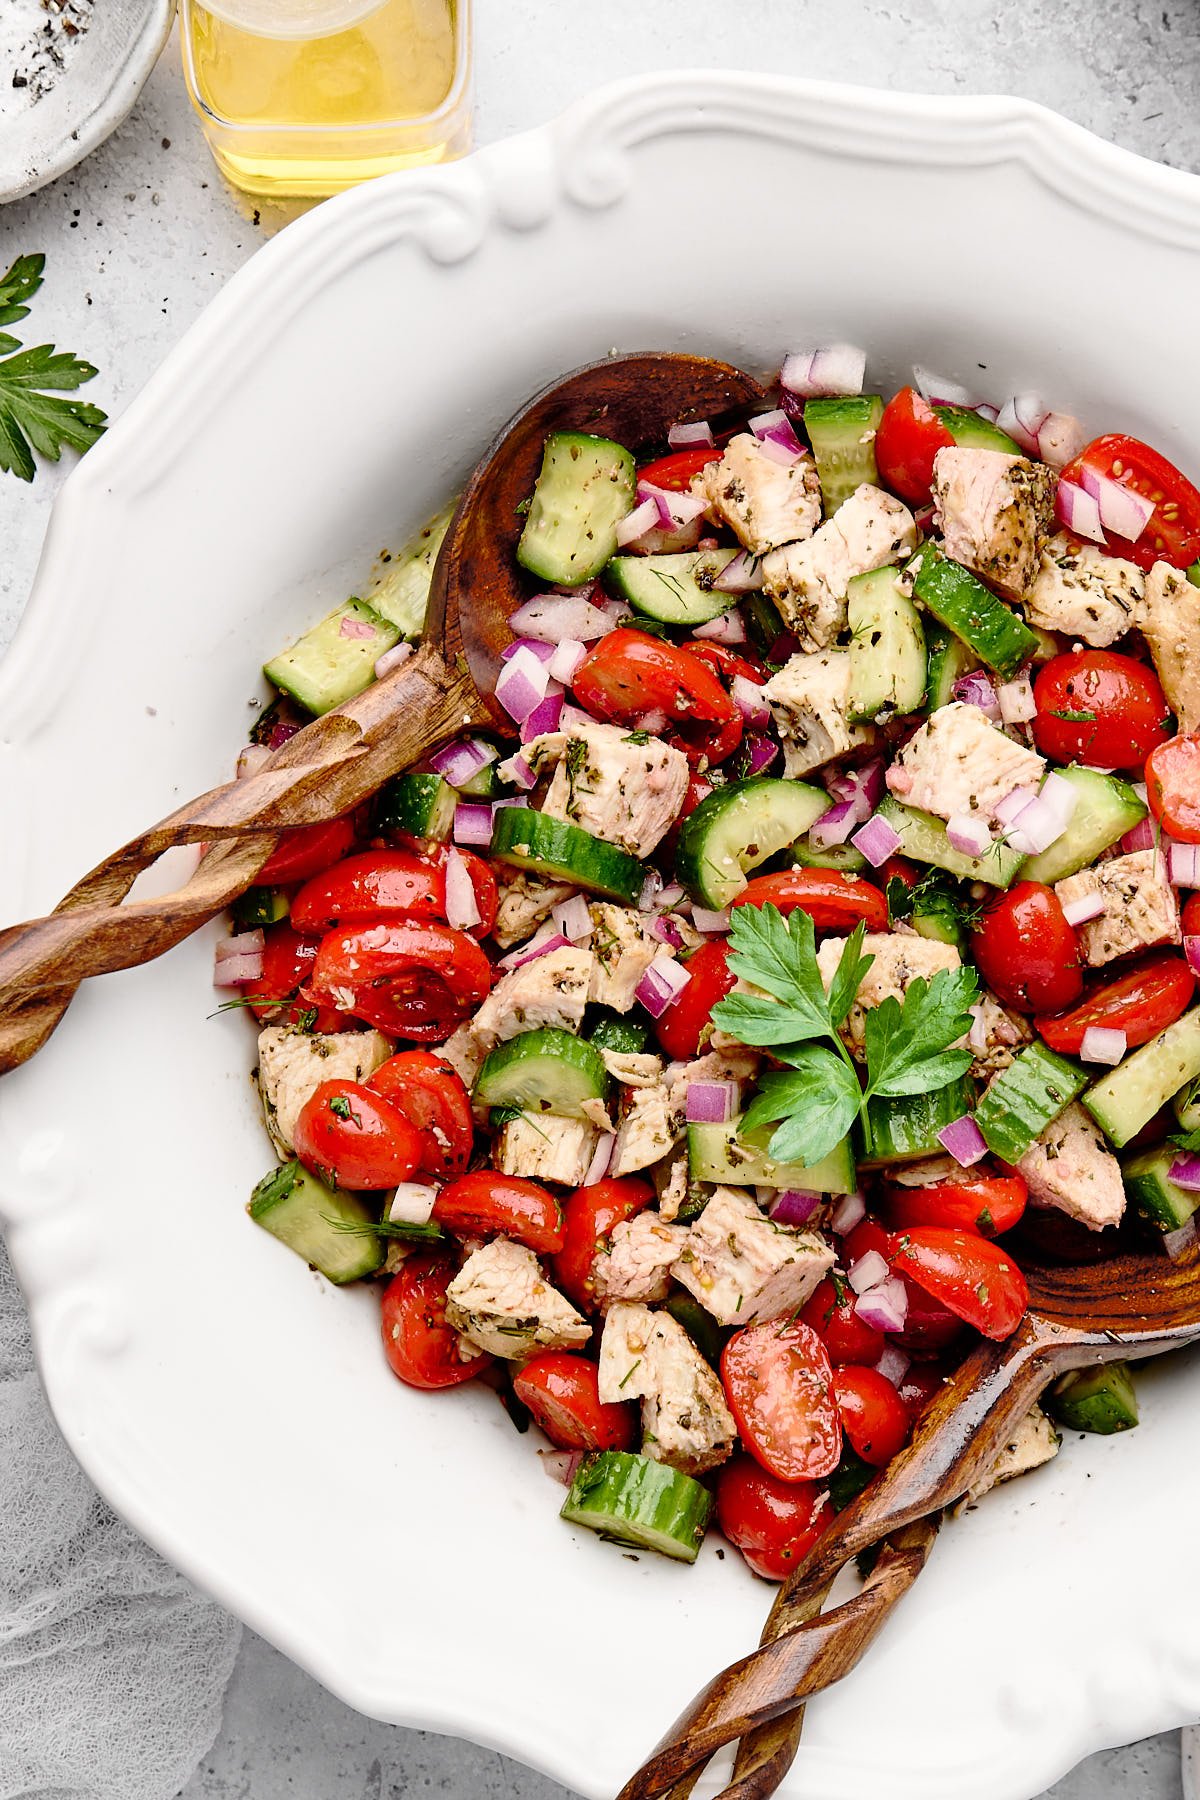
left=2, top=0, right=1199, bottom=1794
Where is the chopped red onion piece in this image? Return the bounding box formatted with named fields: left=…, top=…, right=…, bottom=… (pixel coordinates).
left=757, top=435, right=806, bottom=468
left=615, top=496, right=662, bottom=547
left=236, top=743, right=271, bottom=780
left=388, top=1181, right=439, bottom=1225
left=996, top=393, right=1048, bottom=456
left=809, top=800, right=859, bottom=850
left=1079, top=465, right=1156, bottom=543
left=827, top=758, right=885, bottom=817
left=874, top=1343, right=911, bottom=1388
left=685, top=1080, right=738, bottom=1125
left=500, top=636, right=557, bottom=665
left=848, top=1249, right=890, bottom=1295
left=781, top=345, right=867, bottom=399
left=1163, top=1218, right=1199, bottom=1261
left=213, top=929, right=266, bottom=988
left=712, top=550, right=765, bottom=595
left=1006, top=774, right=1077, bottom=856
left=953, top=670, right=1001, bottom=718
left=495, top=645, right=551, bottom=723
left=975, top=403, right=1000, bottom=424
left=750, top=411, right=805, bottom=456
left=429, top=737, right=497, bottom=787
left=551, top=895, right=593, bottom=943
left=540, top=1449, right=584, bottom=1487
left=506, top=755, right=537, bottom=793
left=668, top=419, right=715, bottom=450
left=491, top=796, right=529, bottom=814
left=443, top=848, right=482, bottom=932
left=453, top=802, right=495, bottom=846
left=637, top=481, right=678, bottom=532
left=745, top=735, right=779, bottom=776
left=997, top=674, right=1036, bottom=724
left=583, top=1134, right=614, bottom=1186
left=691, top=907, right=730, bottom=934
left=638, top=481, right=709, bottom=531
left=548, top=638, right=587, bottom=685
left=653, top=881, right=687, bottom=912
left=768, top=1188, right=823, bottom=1226
left=854, top=1277, right=908, bottom=1333
left=1185, top=936, right=1200, bottom=978
left=1169, top=843, right=1200, bottom=888
left=946, top=810, right=992, bottom=858
left=520, top=688, right=564, bottom=743
left=831, top=1191, right=867, bottom=1234
left=650, top=914, right=686, bottom=950
left=1167, top=1154, right=1200, bottom=1192
left=510, top=594, right=616, bottom=643
left=1120, top=817, right=1155, bottom=854
left=266, top=714, right=302, bottom=750
left=634, top=955, right=692, bottom=1018
left=216, top=929, right=265, bottom=958
left=1056, top=478, right=1106, bottom=545
left=1036, top=412, right=1088, bottom=470
left=937, top=1114, right=988, bottom=1167
left=1061, top=891, right=1106, bottom=926
left=993, top=783, right=1041, bottom=828
left=694, top=610, right=749, bottom=646
left=339, top=613, right=378, bottom=641
left=496, top=928, right=570, bottom=972
left=851, top=812, right=902, bottom=868
left=637, top=870, right=664, bottom=912
left=1079, top=1025, right=1126, bottom=1065
left=374, top=642, right=414, bottom=680
left=730, top=673, right=770, bottom=728
left=913, top=365, right=976, bottom=408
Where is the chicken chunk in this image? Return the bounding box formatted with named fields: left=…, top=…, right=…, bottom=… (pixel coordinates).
left=471, top=946, right=593, bottom=1051
left=967, top=1406, right=1060, bottom=1502
left=1016, top=1102, right=1125, bottom=1232
left=588, top=903, right=663, bottom=1011
left=969, top=994, right=1033, bottom=1075
left=592, top=1214, right=690, bottom=1309
left=610, top=1080, right=685, bottom=1177
left=495, top=1112, right=600, bottom=1188
left=886, top=701, right=1046, bottom=825
left=598, top=1303, right=737, bottom=1474
left=655, top=1151, right=690, bottom=1222
left=257, top=1026, right=392, bottom=1156
left=671, top=1187, right=835, bottom=1326
left=762, top=484, right=918, bottom=649
left=1055, top=849, right=1180, bottom=967
left=1137, top=560, right=1200, bottom=732
left=816, top=932, right=960, bottom=1056
left=493, top=871, right=579, bottom=949
left=445, top=1239, right=590, bottom=1360
left=691, top=432, right=822, bottom=555
left=931, top=447, right=1057, bottom=599
left=529, top=719, right=689, bottom=858
left=600, top=1049, right=665, bottom=1087
left=762, top=650, right=876, bottom=778
left=438, top=1021, right=486, bottom=1090
left=1023, top=533, right=1144, bottom=647
left=667, top=1048, right=763, bottom=1116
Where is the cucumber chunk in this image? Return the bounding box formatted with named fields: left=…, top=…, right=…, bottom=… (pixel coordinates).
left=803, top=396, right=884, bottom=513
left=1047, top=1363, right=1139, bottom=1435
left=859, top=1078, right=973, bottom=1166
left=662, top=1291, right=729, bottom=1366
left=264, top=598, right=401, bottom=717
left=676, top=777, right=830, bottom=908
left=877, top=795, right=1024, bottom=888
left=924, top=622, right=980, bottom=711
left=1085, top=1008, right=1200, bottom=1149
left=1019, top=767, right=1147, bottom=885
left=232, top=886, right=289, bottom=930
left=1174, top=1075, right=1200, bottom=1132
left=560, top=1451, right=713, bottom=1563
left=249, top=1162, right=383, bottom=1284
left=975, top=1043, right=1087, bottom=1164
left=374, top=772, right=457, bottom=843
left=587, top=1010, right=651, bottom=1055
left=367, top=502, right=454, bottom=638
left=741, top=590, right=787, bottom=657
left=793, top=840, right=868, bottom=874
left=934, top=405, right=1021, bottom=456
left=912, top=547, right=1040, bottom=679
left=489, top=808, right=643, bottom=903
left=518, top=432, right=637, bottom=587
left=605, top=549, right=740, bottom=625
left=688, top=1118, right=857, bottom=1194
left=846, top=566, right=927, bottom=724
left=1122, top=1142, right=1200, bottom=1232
left=475, top=1028, right=610, bottom=1118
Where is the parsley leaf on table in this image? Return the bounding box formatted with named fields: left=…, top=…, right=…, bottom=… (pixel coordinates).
left=0, top=253, right=45, bottom=331
left=0, top=253, right=107, bottom=483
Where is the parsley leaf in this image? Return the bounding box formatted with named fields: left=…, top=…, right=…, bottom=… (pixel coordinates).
left=712, top=903, right=834, bottom=1043
left=826, top=922, right=874, bottom=1031
left=862, top=967, right=979, bottom=1100
left=0, top=253, right=44, bottom=330
left=741, top=1051, right=862, bottom=1167
left=1170, top=1127, right=1200, bottom=1152
left=0, top=341, right=107, bottom=482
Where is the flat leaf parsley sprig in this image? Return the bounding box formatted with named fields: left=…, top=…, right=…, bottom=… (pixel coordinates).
left=710, top=902, right=981, bottom=1169
left=0, top=253, right=108, bottom=483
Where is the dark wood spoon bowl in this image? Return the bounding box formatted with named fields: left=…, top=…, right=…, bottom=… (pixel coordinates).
left=0, top=352, right=763, bottom=1072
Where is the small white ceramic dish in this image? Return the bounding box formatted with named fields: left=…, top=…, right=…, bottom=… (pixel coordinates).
left=0, top=0, right=174, bottom=204
left=3, top=71, right=1200, bottom=1800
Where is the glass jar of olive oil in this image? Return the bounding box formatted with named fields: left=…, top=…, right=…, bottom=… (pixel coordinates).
left=180, top=0, right=471, bottom=199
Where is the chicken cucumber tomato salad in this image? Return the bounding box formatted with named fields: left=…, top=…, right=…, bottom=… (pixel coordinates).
left=222, top=353, right=1200, bottom=1579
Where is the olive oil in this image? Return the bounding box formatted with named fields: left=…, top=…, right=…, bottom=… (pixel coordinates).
left=181, top=0, right=470, bottom=198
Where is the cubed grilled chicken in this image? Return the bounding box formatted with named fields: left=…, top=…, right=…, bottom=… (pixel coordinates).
left=816, top=932, right=960, bottom=1058
left=588, top=903, right=664, bottom=1011
left=257, top=1026, right=392, bottom=1156
left=932, top=447, right=1057, bottom=598
left=1016, top=1102, right=1125, bottom=1232
left=692, top=432, right=823, bottom=554
left=762, top=483, right=917, bottom=649
left=598, top=1302, right=737, bottom=1474
left=1023, top=533, right=1144, bottom=647
left=445, top=1238, right=591, bottom=1360
left=495, top=1112, right=600, bottom=1188
left=763, top=650, right=876, bottom=778
left=471, top=946, right=594, bottom=1051
left=670, top=1187, right=835, bottom=1325
left=1136, top=560, right=1200, bottom=732
left=592, top=1214, right=690, bottom=1309
left=528, top=720, right=690, bottom=858
left=886, top=701, right=1046, bottom=824
left=1055, top=849, right=1181, bottom=967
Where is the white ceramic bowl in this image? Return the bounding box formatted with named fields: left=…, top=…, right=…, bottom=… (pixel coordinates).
left=3, top=72, right=1200, bottom=1800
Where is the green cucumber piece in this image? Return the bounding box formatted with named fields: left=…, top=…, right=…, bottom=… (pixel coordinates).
left=605, top=549, right=739, bottom=625
left=264, top=597, right=401, bottom=717
left=455, top=757, right=505, bottom=800
left=1019, top=767, right=1147, bottom=885
left=859, top=1078, right=974, bottom=1166
left=1188, top=561, right=1200, bottom=589
left=846, top=566, right=926, bottom=724
left=518, top=432, right=637, bottom=586
left=367, top=502, right=454, bottom=638
left=828, top=1447, right=875, bottom=1512
left=688, top=1118, right=857, bottom=1194
left=933, top=404, right=1021, bottom=456
left=1086, top=1009, right=1200, bottom=1148
left=676, top=777, right=830, bottom=908
left=877, top=795, right=1024, bottom=888
left=1121, top=1142, right=1200, bottom=1232
left=489, top=807, right=643, bottom=903
left=475, top=1027, right=610, bottom=1118
left=975, top=1043, right=1087, bottom=1163
left=560, top=1451, right=713, bottom=1563
left=587, top=1010, right=651, bottom=1054
left=1047, top=1363, right=1139, bottom=1435
left=741, top=590, right=787, bottom=657
left=663, top=1291, right=730, bottom=1366
left=1174, top=1076, right=1200, bottom=1132
left=248, top=1162, right=383, bottom=1284
left=803, top=395, right=884, bottom=513
left=924, top=622, right=980, bottom=710
left=793, top=840, right=868, bottom=874
left=374, top=772, right=457, bottom=843
left=232, top=886, right=289, bottom=930
left=912, top=547, right=1040, bottom=679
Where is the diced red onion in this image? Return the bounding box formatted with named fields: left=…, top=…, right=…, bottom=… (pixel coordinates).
left=1056, top=478, right=1106, bottom=545
left=213, top=931, right=265, bottom=987
left=548, top=639, right=587, bottom=685
left=506, top=755, right=537, bottom=793
left=831, top=1191, right=867, bottom=1235
left=339, top=613, right=379, bottom=641
left=781, top=344, right=867, bottom=399
left=874, top=1343, right=911, bottom=1387
left=993, top=784, right=1041, bottom=828
left=809, top=800, right=860, bottom=850
left=997, top=674, right=1037, bottom=725
left=975, top=403, right=1000, bottom=424
left=685, top=1080, right=738, bottom=1125
left=854, top=1277, right=909, bottom=1333
left=1169, top=842, right=1200, bottom=887
left=443, top=848, right=482, bottom=931
left=1006, top=773, right=1078, bottom=856
left=937, top=1114, right=988, bottom=1167
left=615, top=496, right=663, bottom=546
left=691, top=907, right=730, bottom=934
left=1120, top=817, right=1155, bottom=854
left=495, top=646, right=552, bottom=723
left=827, top=759, right=885, bottom=818
left=496, top=928, right=570, bottom=972
left=520, top=687, right=564, bottom=743
left=429, top=738, right=497, bottom=787
left=730, top=674, right=770, bottom=728
left=1079, top=1025, right=1126, bottom=1065
left=1061, top=891, right=1106, bottom=926
left=654, top=882, right=686, bottom=912
left=583, top=1134, right=614, bottom=1186
left=551, top=895, right=593, bottom=942
left=1163, top=1218, right=1199, bottom=1261
left=946, top=811, right=993, bottom=858
left=668, top=419, right=715, bottom=450
left=848, top=1249, right=890, bottom=1295
left=501, top=636, right=556, bottom=665
left=637, top=871, right=664, bottom=913
left=637, top=481, right=709, bottom=532
left=953, top=670, right=1001, bottom=718
left=693, top=612, right=749, bottom=647
left=540, top=1449, right=585, bottom=1487
left=1078, top=465, right=1156, bottom=544
left=745, top=735, right=779, bottom=776
left=650, top=914, right=686, bottom=949
left=388, top=1181, right=439, bottom=1225
left=996, top=393, right=1049, bottom=457
left=1168, top=1155, right=1200, bottom=1192
left=712, top=550, right=765, bottom=595
left=968, top=1005, right=989, bottom=1053
left=266, top=715, right=302, bottom=750
left=374, top=642, right=413, bottom=680
left=1036, top=412, right=1088, bottom=471
left=595, top=597, right=633, bottom=629
left=215, top=930, right=265, bottom=959
left=1185, top=936, right=1200, bottom=978
left=634, top=955, right=692, bottom=1018
left=768, top=1188, right=823, bottom=1226
left=236, top=743, right=271, bottom=780
left=491, top=796, right=529, bottom=815
left=850, top=813, right=902, bottom=868
left=913, top=366, right=976, bottom=408
left=453, top=802, right=495, bottom=846
left=750, top=411, right=805, bottom=457
left=510, top=594, right=616, bottom=643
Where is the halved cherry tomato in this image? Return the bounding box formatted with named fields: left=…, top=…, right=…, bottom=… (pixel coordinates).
left=1032, top=650, right=1171, bottom=769
left=889, top=1227, right=1028, bottom=1340
left=1059, top=434, right=1200, bottom=572
left=512, top=1352, right=635, bottom=1451
left=881, top=1173, right=1027, bottom=1238
left=897, top=1361, right=949, bottom=1426
left=1185, top=894, right=1200, bottom=938
left=554, top=1178, right=655, bottom=1310
left=1035, top=953, right=1195, bottom=1055
left=685, top=641, right=768, bottom=685
left=256, top=815, right=358, bottom=885
left=367, top=1050, right=474, bottom=1175
left=1147, top=732, right=1200, bottom=842
left=309, top=920, right=492, bottom=1042
left=831, top=1367, right=911, bottom=1466
left=721, top=1320, right=842, bottom=1483
left=714, top=1456, right=833, bottom=1582
left=653, top=939, right=735, bottom=1060
left=880, top=855, right=921, bottom=891
left=874, top=387, right=955, bottom=505
left=841, top=1219, right=964, bottom=1354
left=243, top=923, right=351, bottom=1030
left=572, top=629, right=742, bottom=765
left=970, top=881, right=1083, bottom=1014
left=433, top=1171, right=565, bottom=1256
left=731, top=868, right=888, bottom=934
left=291, top=847, right=496, bottom=941
left=800, top=1275, right=885, bottom=1367
left=637, top=447, right=721, bottom=490
left=380, top=1253, right=489, bottom=1389
left=293, top=1078, right=423, bottom=1189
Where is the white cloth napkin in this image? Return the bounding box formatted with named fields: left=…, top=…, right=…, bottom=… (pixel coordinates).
left=0, top=1238, right=241, bottom=1799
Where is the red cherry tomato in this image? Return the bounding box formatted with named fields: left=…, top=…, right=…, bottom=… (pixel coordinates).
left=367, top=1050, right=474, bottom=1175
left=290, top=847, right=496, bottom=941
left=831, top=1367, right=911, bottom=1466
left=889, top=1227, right=1029, bottom=1340
left=881, top=1173, right=1028, bottom=1238
left=1147, top=732, right=1200, bottom=843
left=897, top=1361, right=949, bottom=1425
left=433, top=1171, right=565, bottom=1257
left=380, top=1253, right=489, bottom=1389
left=721, top=1320, right=842, bottom=1483
left=714, top=1456, right=833, bottom=1582
left=970, top=881, right=1084, bottom=1014
left=636, top=447, right=721, bottom=490
left=572, top=629, right=742, bottom=765
left=1059, top=434, right=1200, bottom=572
left=653, top=939, right=735, bottom=1060
left=731, top=869, right=889, bottom=934
left=800, top=1275, right=885, bottom=1367
left=841, top=1220, right=963, bottom=1353
left=554, top=1178, right=655, bottom=1311
left=293, top=1078, right=424, bottom=1189
left=1185, top=894, right=1200, bottom=937
left=512, top=1352, right=635, bottom=1452
left=684, top=641, right=768, bottom=686
left=256, top=816, right=358, bottom=885
left=1032, top=650, right=1171, bottom=769
left=874, top=387, right=955, bottom=505
left=309, top=919, right=492, bottom=1042
left=243, top=923, right=351, bottom=1030
left=1035, top=953, right=1195, bottom=1055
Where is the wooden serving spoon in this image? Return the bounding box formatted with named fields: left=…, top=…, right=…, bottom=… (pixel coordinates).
left=0, top=352, right=763, bottom=1073
left=619, top=1235, right=1200, bottom=1800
